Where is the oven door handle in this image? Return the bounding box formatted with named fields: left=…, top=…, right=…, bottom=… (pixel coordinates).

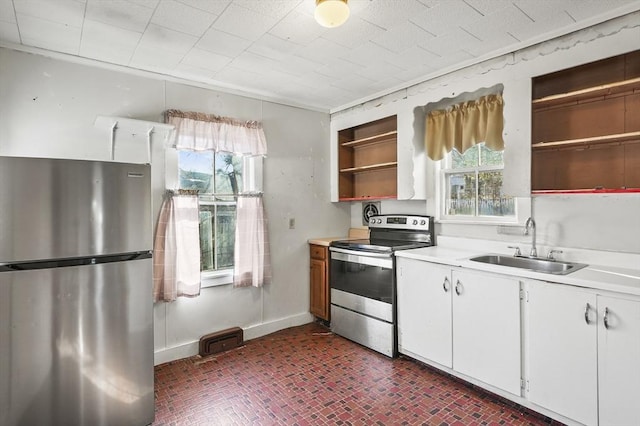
left=329, top=247, right=392, bottom=258
left=329, top=248, right=393, bottom=269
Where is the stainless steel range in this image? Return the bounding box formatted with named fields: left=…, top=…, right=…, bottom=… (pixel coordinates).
left=329, top=214, right=434, bottom=357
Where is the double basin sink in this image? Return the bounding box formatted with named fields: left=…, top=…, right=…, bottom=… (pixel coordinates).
left=470, top=254, right=588, bottom=275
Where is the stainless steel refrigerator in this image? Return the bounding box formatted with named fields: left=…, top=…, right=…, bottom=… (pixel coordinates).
left=0, top=157, right=154, bottom=426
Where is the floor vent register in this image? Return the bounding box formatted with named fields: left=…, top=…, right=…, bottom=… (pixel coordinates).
left=199, top=327, right=243, bottom=356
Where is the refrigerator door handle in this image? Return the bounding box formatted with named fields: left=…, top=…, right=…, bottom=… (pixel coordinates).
left=0, top=250, right=152, bottom=272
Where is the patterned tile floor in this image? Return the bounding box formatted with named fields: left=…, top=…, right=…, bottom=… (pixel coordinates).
left=153, top=322, right=559, bottom=426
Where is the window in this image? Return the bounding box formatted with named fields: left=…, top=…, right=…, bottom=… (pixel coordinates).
left=178, top=151, right=243, bottom=273
left=441, top=143, right=514, bottom=219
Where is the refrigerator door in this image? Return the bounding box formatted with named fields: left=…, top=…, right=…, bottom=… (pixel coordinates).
left=0, top=258, right=154, bottom=426
left=0, top=157, right=152, bottom=263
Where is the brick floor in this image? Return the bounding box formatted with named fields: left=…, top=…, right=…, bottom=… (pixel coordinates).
left=153, top=322, right=559, bottom=425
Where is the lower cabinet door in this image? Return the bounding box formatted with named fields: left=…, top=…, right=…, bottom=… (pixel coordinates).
left=526, top=281, right=598, bottom=426
left=396, top=258, right=452, bottom=367
left=598, top=295, right=640, bottom=426
left=452, top=269, right=521, bottom=395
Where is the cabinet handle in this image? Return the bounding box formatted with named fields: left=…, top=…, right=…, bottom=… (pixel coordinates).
left=603, top=307, right=610, bottom=329
left=584, top=303, right=591, bottom=324
left=443, top=276, right=450, bottom=292
left=455, top=280, right=462, bottom=296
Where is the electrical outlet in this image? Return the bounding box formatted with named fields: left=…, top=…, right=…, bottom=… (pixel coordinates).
left=289, top=218, right=295, bottom=229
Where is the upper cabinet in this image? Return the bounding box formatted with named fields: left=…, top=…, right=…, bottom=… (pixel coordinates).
left=531, top=50, right=640, bottom=193
left=337, top=115, right=398, bottom=201
left=330, top=106, right=427, bottom=202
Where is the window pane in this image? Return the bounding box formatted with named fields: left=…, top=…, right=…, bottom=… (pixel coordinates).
left=478, top=171, right=515, bottom=216
left=216, top=204, right=236, bottom=269
left=215, top=153, right=244, bottom=194
left=199, top=205, right=215, bottom=272
left=446, top=173, right=476, bottom=215
left=480, top=145, right=504, bottom=166
left=451, top=145, right=479, bottom=169
left=179, top=151, right=213, bottom=193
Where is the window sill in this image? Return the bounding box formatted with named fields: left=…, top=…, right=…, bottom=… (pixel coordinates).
left=201, top=269, right=233, bottom=288
left=437, top=217, right=519, bottom=226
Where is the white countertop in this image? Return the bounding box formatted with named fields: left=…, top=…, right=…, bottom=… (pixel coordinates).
left=396, top=237, right=640, bottom=297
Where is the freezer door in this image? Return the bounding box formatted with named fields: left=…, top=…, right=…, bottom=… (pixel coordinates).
left=0, top=258, right=154, bottom=426
left=0, top=157, right=151, bottom=262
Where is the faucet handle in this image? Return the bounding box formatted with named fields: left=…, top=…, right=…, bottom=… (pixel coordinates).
left=508, top=245, right=522, bottom=256
left=547, top=249, right=563, bottom=260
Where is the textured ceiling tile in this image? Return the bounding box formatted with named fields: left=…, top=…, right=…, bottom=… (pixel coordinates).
left=197, top=28, right=251, bottom=57
left=17, top=13, right=81, bottom=54
left=357, top=0, right=429, bottom=30
left=273, top=54, right=323, bottom=76
left=372, top=22, right=433, bottom=53
left=181, top=47, right=232, bottom=72
left=509, top=2, right=575, bottom=41
left=294, top=37, right=351, bottom=64
left=151, top=0, right=215, bottom=37
left=213, top=65, right=265, bottom=89
left=462, top=0, right=513, bottom=16
left=419, top=27, right=482, bottom=57
left=230, top=51, right=280, bottom=73
left=462, top=5, right=533, bottom=42
left=233, top=0, right=299, bottom=20
left=0, top=21, right=20, bottom=42
left=173, top=62, right=215, bottom=80
left=127, top=0, right=160, bottom=8
left=86, top=0, right=154, bottom=33
left=175, top=0, right=230, bottom=15
left=14, top=0, right=85, bottom=28
left=562, top=0, right=633, bottom=20
left=137, top=23, right=197, bottom=54
left=330, top=73, right=377, bottom=92
left=343, top=41, right=398, bottom=67
left=212, top=3, right=279, bottom=40
left=80, top=19, right=141, bottom=64
left=355, top=61, right=405, bottom=82
left=248, top=33, right=301, bottom=62
left=0, top=0, right=17, bottom=23
left=392, top=45, right=440, bottom=69
left=411, top=0, right=484, bottom=37
left=267, top=10, right=325, bottom=45
left=320, top=16, right=387, bottom=48
left=316, top=58, right=365, bottom=79
left=129, top=44, right=183, bottom=69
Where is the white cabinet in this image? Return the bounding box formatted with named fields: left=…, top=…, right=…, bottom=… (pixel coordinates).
left=526, top=281, right=598, bottom=425
left=396, top=258, right=452, bottom=367
left=597, top=295, right=640, bottom=426
left=526, top=281, right=640, bottom=426
left=396, top=259, right=521, bottom=395
left=452, top=268, right=521, bottom=395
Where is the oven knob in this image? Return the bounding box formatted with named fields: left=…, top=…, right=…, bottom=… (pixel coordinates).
left=420, top=220, right=426, bottom=225
left=412, top=219, right=418, bottom=225
left=376, top=219, right=382, bottom=224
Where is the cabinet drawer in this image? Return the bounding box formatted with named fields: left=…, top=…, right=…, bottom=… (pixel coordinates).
left=310, top=245, right=327, bottom=260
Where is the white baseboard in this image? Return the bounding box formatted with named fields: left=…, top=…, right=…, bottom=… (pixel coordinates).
left=154, top=312, right=314, bottom=366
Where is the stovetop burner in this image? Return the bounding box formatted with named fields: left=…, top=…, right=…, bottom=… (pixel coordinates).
left=330, top=215, right=435, bottom=254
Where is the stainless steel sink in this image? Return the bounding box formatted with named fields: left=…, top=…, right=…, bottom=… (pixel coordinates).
left=469, top=254, right=588, bottom=275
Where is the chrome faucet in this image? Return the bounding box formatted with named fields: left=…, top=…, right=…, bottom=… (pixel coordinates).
left=524, top=217, right=537, bottom=258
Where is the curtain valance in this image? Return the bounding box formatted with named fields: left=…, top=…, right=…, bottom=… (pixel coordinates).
left=166, top=109, right=267, bottom=156
left=425, top=94, right=504, bottom=161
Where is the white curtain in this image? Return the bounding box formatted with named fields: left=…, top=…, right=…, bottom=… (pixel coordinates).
left=233, top=196, right=272, bottom=288
left=425, top=94, right=504, bottom=161
left=166, top=109, right=267, bottom=156
left=153, top=192, right=201, bottom=302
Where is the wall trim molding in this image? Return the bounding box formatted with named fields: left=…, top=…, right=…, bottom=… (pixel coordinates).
left=154, top=312, right=314, bottom=366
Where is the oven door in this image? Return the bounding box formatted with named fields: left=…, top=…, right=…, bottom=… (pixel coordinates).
left=329, top=248, right=394, bottom=304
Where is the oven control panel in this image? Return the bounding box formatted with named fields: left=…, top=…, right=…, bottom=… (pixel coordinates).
left=368, top=215, right=432, bottom=231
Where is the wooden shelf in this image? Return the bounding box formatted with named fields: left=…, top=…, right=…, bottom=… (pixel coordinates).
left=340, top=162, right=397, bottom=174
left=532, top=77, right=640, bottom=109
left=341, top=131, right=398, bottom=148
left=338, top=195, right=397, bottom=202
left=532, top=131, right=640, bottom=150
left=533, top=188, right=640, bottom=195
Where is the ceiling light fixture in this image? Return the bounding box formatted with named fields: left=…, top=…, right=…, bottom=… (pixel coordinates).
left=314, top=0, right=350, bottom=28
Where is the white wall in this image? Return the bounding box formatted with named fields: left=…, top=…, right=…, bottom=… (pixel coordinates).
left=0, top=47, right=351, bottom=364
left=337, top=13, right=640, bottom=255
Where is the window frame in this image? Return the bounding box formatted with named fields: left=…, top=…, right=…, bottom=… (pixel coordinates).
left=435, top=146, right=527, bottom=225
left=165, top=148, right=263, bottom=287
